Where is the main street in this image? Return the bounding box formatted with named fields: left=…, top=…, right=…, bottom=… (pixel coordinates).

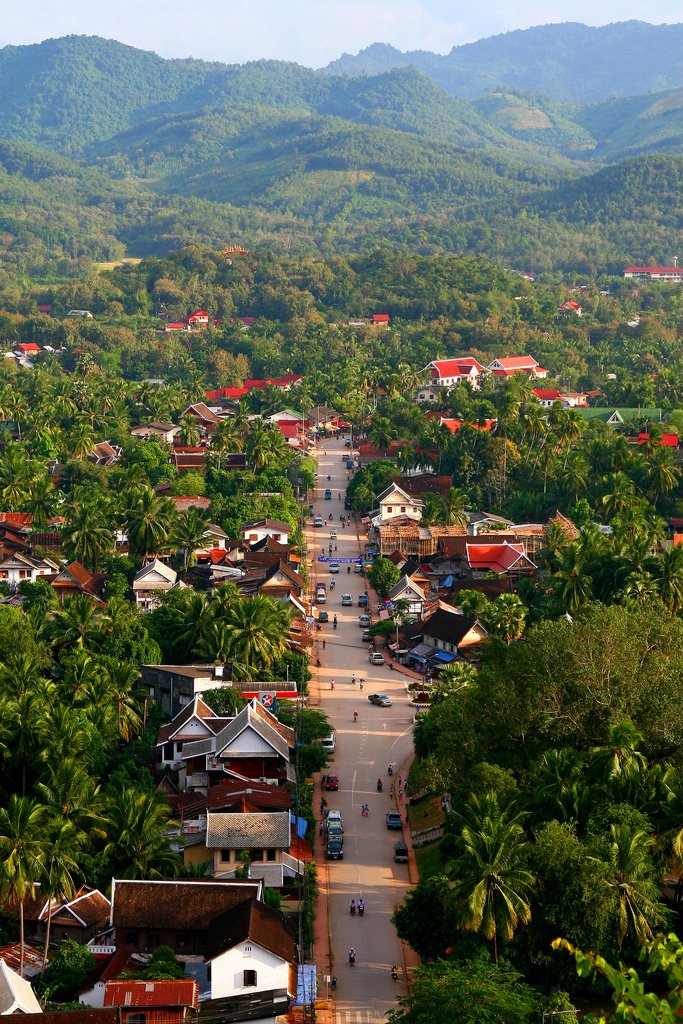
left=306, top=438, right=415, bottom=1024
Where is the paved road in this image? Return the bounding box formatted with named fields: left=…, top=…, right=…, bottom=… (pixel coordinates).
left=308, top=439, right=414, bottom=1023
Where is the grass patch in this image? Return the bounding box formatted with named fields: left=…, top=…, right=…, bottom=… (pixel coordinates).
left=414, top=838, right=446, bottom=879
left=407, top=794, right=443, bottom=831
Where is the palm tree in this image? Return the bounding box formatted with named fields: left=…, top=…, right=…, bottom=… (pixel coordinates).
left=368, top=417, right=395, bottom=455
left=35, top=760, right=105, bottom=837
left=645, top=447, right=681, bottom=506
left=649, top=545, right=683, bottom=614
left=0, top=796, right=47, bottom=975
left=62, top=500, right=114, bottom=571
left=40, top=819, right=84, bottom=964
left=23, top=475, right=57, bottom=530
left=442, top=487, right=469, bottom=528
left=486, top=594, right=527, bottom=644
left=47, top=595, right=103, bottom=650
left=589, top=721, right=647, bottom=790
left=532, top=748, right=591, bottom=825
left=448, top=792, right=534, bottom=963
left=125, top=488, right=176, bottom=561
left=595, top=825, right=667, bottom=948
left=104, top=790, right=181, bottom=880
left=173, top=592, right=213, bottom=660
left=212, top=422, right=243, bottom=470
left=178, top=414, right=201, bottom=447
left=173, top=509, right=209, bottom=571
left=600, top=472, right=638, bottom=521
left=553, top=545, right=594, bottom=614
left=218, top=596, right=293, bottom=675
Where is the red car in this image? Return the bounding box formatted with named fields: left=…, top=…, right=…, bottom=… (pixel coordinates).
left=325, top=773, right=339, bottom=791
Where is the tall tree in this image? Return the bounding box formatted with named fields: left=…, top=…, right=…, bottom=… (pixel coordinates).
left=0, top=796, right=47, bottom=975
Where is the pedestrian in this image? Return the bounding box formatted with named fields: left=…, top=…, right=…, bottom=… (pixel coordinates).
left=322, top=638, right=326, bottom=650
left=352, top=672, right=356, bottom=684
left=331, top=679, right=335, bottom=690
left=397, top=776, right=402, bottom=788
left=398, top=787, right=403, bottom=798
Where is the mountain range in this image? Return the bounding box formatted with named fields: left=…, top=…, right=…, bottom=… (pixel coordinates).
left=0, top=25, right=681, bottom=280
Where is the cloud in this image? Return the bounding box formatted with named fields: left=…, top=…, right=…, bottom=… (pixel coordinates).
left=0, top=0, right=680, bottom=66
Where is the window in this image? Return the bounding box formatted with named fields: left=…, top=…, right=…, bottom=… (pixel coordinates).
left=126, top=932, right=139, bottom=945
left=129, top=1014, right=146, bottom=1024
left=244, top=969, right=257, bottom=987
left=386, top=506, right=393, bottom=513
left=400, top=506, right=406, bottom=513
left=265, top=848, right=277, bottom=862
left=221, top=849, right=232, bottom=862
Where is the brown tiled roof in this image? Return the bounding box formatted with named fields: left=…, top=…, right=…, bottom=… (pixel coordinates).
left=52, top=888, right=110, bottom=928
left=205, top=900, right=295, bottom=963
left=250, top=699, right=295, bottom=744
left=392, top=475, right=452, bottom=497
left=52, top=561, right=105, bottom=597
left=206, top=782, right=292, bottom=813
left=111, top=879, right=261, bottom=930
left=156, top=695, right=219, bottom=745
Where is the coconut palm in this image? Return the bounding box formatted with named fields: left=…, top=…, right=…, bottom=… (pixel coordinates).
left=553, top=545, right=594, bottom=614
left=448, top=792, right=534, bottom=963
left=600, top=472, right=638, bottom=521
left=62, top=500, right=114, bottom=571
left=178, top=414, right=201, bottom=447
left=486, top=593, right=527, bottom=644
left=648, top=545, right=683, bottom=614
left=219, top=596, right=293, bottom=675
left=39, top=819, right=84, bottom=963
left=589, top=721, right=648, bottom=791
left=125, top=488, right=176, bottom=561
left=35, top=760, right=105, bottom=837
left=173, top=592, right=214, bottom=660
left=596, top=825, right=667, bottom=948
left=645, top=446, right=681, bottom=506
left=531, top=748, right=591, bottom=825
left=104, top=790, right=181, bottom=880
left=442, top=487, right=469, bottom=528
left=0, top=796, right=47, bottom=975
left=47, top=595, right=104, bottom=651
left=173, top=508, right=209, bottom=571
left=23, top=475, right=57, bottom=530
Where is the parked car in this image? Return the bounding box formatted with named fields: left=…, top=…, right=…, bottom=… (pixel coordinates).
left=325, top=773, right=339, bottom=791
left=358, top=614, right=371, bottom=627
left=318, top=610, right=329, bottom=623
left=326, top=838, right=344, bottom=859
left=321, top=734, right=336, bottom=753
left=344, top=498, right=352, bottom=509
left=329, top=562, right=340, bottom=573
left=314, top=516, right=324, bottom=527
left=386, top=811, right=402, bottom=830
left=324, top=488, right=332, bottom=499
left=368, top=693, right=392, bottom=707
left=361, top=629, right=374, bottom=642
left=326, top=823, right=344, bottom=841
left=353, top=562, right=363, bottom=573
left=369, top=651, right=385, bottom=665
left=357, top=593, right=368, bottom=607
left=326, top=810, right=343, bottom=825
left=316, top=585, right=326, bottom=604
left=341, top=593, right=352, bottom=606
left=394, top=841, right=409, bottom=862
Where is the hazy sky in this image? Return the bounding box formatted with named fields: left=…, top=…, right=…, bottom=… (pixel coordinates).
left=0, top=0, right=680, bottom=66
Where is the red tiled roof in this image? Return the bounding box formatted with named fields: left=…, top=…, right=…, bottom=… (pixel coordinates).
left=0, top=512, right=32, bottom=527
left=372, top=314, right=390, bottom=323
left=205, top=387, right=249, bottom=401
left=104, top=981, right=199, bottom=1009
left=165, top=323, right=185, bottom=330
left=438, top=418, right=495, bottom=434
left=532, top=388, right=562, bottom=401
left=429, top=358, right=485, bottom=377
left=466, top=542, right=534, bottom=574
left=17, top=343, right=40, bottom=353
left=492, top=356, right=539, bottom=370
left=628, top=432, right=678, bottom=447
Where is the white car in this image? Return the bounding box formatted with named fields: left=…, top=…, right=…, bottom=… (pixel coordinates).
left=329, top=562, right=340, bottom=573
left=330, top=528, right=338, bottom=538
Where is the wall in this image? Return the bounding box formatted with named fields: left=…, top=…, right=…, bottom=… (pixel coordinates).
left=210, top=943, right=289, bottom=1001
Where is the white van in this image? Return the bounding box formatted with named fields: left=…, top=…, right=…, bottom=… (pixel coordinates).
left=316, top=584, right=327, bottom=604
left=321, top=734, right=336, bottom=753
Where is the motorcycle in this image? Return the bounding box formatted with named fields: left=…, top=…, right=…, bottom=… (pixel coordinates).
left=333, top=616, right=338, bottom=629
left=388, top=764, right=393, bottom=776
left=391, top=966, right=398, bottom=981
left=353, top=711, right=358, bottom=723
left=347, top=566, right=351, bottom=574
left=358, top=902, right=365, bottom=917
left=349, top=950, right=356, bottom=966
left=331, top=977, right=337, bottom=991
left=327, top=475, right=331, bottom=481
left=349, top=901, right=356, bottom=916
left=330, top=579, right=335, bottom=589
left=376, top=778, right=383, bottom=792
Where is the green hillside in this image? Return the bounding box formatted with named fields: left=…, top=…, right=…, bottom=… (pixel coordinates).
left=323, top=21, right=683, bottom=103
left=577, top=89, right=683, bottom=161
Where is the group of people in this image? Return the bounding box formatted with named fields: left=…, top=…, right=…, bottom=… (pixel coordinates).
left=349, top=898, right=365, bottom=916
left=360, top=803, right=369, bottom=816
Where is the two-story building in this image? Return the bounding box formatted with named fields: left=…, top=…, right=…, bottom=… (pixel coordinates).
left=240, top=519, right=292, bottom=546
left=0, top=552, right=59, bottom=587
left=488, top=356, right=548, bottom=378
left=369, top=484, right=423, bottom=527
left=133, top=560, right=178, bottom=611
left=205, top=810, right=293, bottom=885
left=418, top=358, right=486, bottom=399
left=181, top=700, right=296, bottom=790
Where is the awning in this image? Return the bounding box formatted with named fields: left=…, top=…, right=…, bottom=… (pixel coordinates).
left=443, top=575, right=454, bottom=587
left=409, top=643, right=437, bottom=662
left=431, top=650, right=456, bottom=664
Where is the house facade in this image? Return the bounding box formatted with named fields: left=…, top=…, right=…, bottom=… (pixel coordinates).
left=419, top=358, right=485, bottom=397
left=371, top=484, right=424, bottom=525
left=488, top=356, right=548, bottom=378
left=240, top=520, right=292, bottom=546
left=133, top=560, right=178, bottom=611
left=0, top=552, right=58, bottom=587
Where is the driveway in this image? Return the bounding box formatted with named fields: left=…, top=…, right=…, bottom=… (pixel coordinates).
left=307, top=438, right=415, bottom=1023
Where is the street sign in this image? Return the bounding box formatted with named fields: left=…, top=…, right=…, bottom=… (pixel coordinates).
left=317, top=556, right=362, bottom=563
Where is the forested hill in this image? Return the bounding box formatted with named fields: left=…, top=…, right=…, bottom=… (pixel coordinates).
left=323, top=20, right=683, bottom=103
